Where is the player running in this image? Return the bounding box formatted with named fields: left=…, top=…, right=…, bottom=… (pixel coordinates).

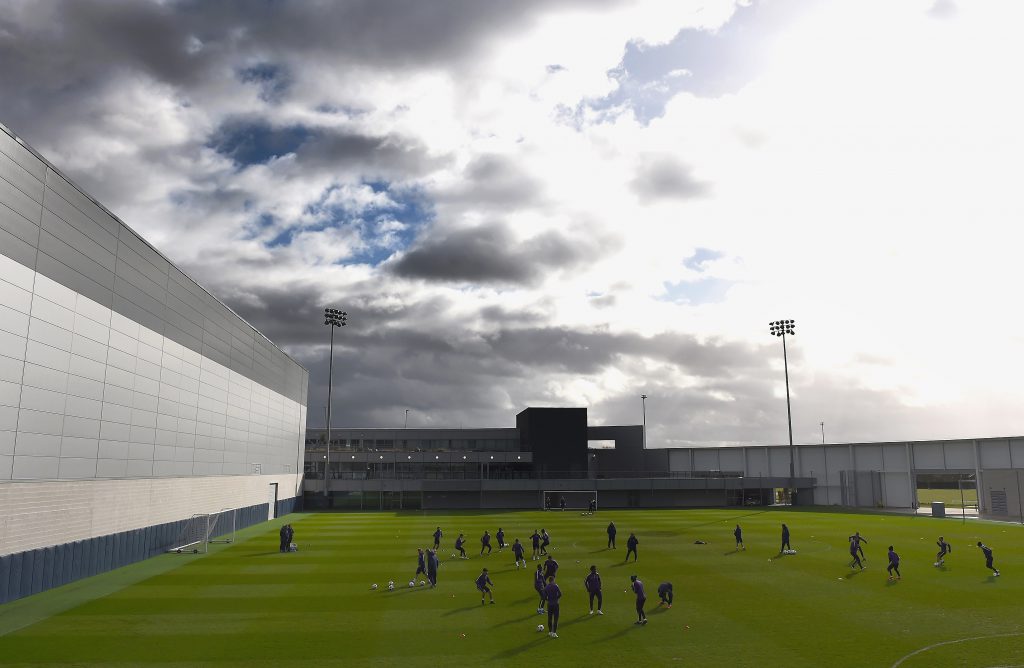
left=480, top=530, right=492, bottom=555
left=496, top=528, right=506, bottom=550
left=512, top=538, right=526, bottom=569
left=414, top=548, right=427, bottom=582
left=935, top=536, right=951, bottom=566
left=540, top=529, right=551, bottom=555
left=849, top=535, right=865, bottom=570
left=584, top=565, right=603, bottom=615
left=734, top=524, right=745, bottom=551
left=887, top=546, right=901, bottom=581
left=630, top=575, right=648, bottom=625
left=849, top=532, right=868, bottom=561
left=531, top=530, right=542, bottom=560
left=455, top=533, right=468, bottom=559
left=977, top=541, right=1000, bottom=576
left=476, top=568, right=495, bottom=604
left=433, top=527, right=442, bottom=550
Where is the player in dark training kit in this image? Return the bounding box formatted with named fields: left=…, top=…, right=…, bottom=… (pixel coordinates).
left=625, top=533, right=639, bottom=562
left=540, top=529, right=551, bottom=555
left=534, top=564, right=547, bottom=613
left=849, top=535, right=865, bottom=570
left=630, top=575, right=648, bottom=625
left=607, top=522, right=617, bottom=549
left=496, top=528, right=506, bottom=549
left=849, top=532, right=868, bottom=561
left=543, top=555, right=559, bottom=580
left=887, top=546, right=901, bottom=580
left=781, top=523, right=791, bottom=553
left=935, top=536, right=951, bottom=566
left=427, top=549, right=439, bottom=587
left=480, top=530, right=492, bottom=555
left=414, top=548, right=427, bottom=581
left=531, top=530, right=542, bottom=561
left=657, top=582, right=673, bottom=608
left=584, top=565, right=603, bottom=615
left=978, top=542, right=1000, bottom=576
left=433, top=527, right=442, bottom=550
left=512, top=538, right=526, bottom=569
left=544, top=576, right=562, bottom=637
left=455, top=534, right=467, bottom=559
left=476, top=568, right=495, bottom=604
left=734, top=524, right=745, bottom=550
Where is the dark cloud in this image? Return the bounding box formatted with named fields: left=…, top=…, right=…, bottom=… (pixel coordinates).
left=440, top=154, right=545, bottom=208
left=388, top=221, right=611, bottom=285
left=631, top=154, right=709, bottom=201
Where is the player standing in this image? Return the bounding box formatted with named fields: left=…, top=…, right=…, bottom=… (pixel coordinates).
left=630, top=575, right=648, bottom=625
left=544, top=576, right=562, bottom=638
left=559, top=495, right=566, bottom=511
left=584, top=565, right=603, bottom=615
left=433, top=527, right=442, bottom=550
left=414, top=548, right=427, bottom=582
left=607, top=521, right=617, bottom=549
left=476, top=568, right=495, bottom=604
left=455, top=533, right=467, bottom=559
left=496, top=527, right=506, bottom=549
left=977, top=541, right=1000, bottom=576
left=935, top=536, right=951, bottom=566
left=534, top=564, right=547, bottom=613
left=427, top=548, right=439, bottom=587
left=625, top=532, right=639, bottom=562
left=887, top=546, right=901, bottom=580
left=656, top=582, right=673, bottom=608
left=531, top=530, right=542, bottom=560
left=512, top=538, right=526, bottom=569
left=734, top=524, right=745, bottom=550
left=589, top=498, right=597, bottom=513
left=480, top=530, right=492, bottom=556
left=781, top=523, right=791, bottom=553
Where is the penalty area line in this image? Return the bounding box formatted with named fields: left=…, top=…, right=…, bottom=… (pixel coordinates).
left=891, top=633, right=1024, bottom=668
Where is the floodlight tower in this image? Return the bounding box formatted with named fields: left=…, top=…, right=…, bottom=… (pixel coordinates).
left=323, top=308, right=347, bottom=497
left=769, top=319, right=796, bottom=487
left=641, top=394, right=648, bottom=449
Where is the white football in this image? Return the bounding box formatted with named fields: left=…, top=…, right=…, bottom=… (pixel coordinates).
left=388, top=584, right=395, bottom=591
left=371, top=584, right=378, bottom=589
left=388, top=580, right=395, bottom=586
left=537, top=625, right=545, bottom=632
left=409, top=581, right=415, bottom=587
left=934, top=562, right=940, bottom=567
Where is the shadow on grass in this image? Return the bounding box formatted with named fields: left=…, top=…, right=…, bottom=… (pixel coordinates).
left=597, top=625, right=642, bottom=642
left=557, top=613, right=591, bottom=629
left=443, top=603, right=487, bottom=616
left=243, top=552, right=288, bottom=557
left=591, top=548, right=614, bottom=554
left=494, top=612, right=543, bottom=628
left=490, top=635, right=549, bottom=659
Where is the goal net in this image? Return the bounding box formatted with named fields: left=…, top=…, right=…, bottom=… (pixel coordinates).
left=208, top=507, right=237, bottom=544
left=168, top=514, right=213, bottom=554
left=542, top=490, right=598, bottom=511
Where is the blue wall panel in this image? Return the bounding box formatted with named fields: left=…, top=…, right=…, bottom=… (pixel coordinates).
left=56, top=543, right=70, bottom=587
left=9, top=553, right=23, bottom=601
left=20, top=549, right=36, bottom=598
left=0, top=554, right=10, bottom=604
left=41, top=546, right=55, bottom=591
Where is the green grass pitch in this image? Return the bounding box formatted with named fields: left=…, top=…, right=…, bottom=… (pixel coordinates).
left=1, top=508, right=1023, bottom=667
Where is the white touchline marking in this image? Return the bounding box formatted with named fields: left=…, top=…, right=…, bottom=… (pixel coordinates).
left=891, top=633, right=1024, bottom=668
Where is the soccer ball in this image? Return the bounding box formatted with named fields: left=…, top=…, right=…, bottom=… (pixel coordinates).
left=934, top=562, right=940, bottom=567
left=409, top=581, right=415, bottom=587
left=371, top=584, right=378, bottom=589
left=419, top=580, right=426, bottom=586
left=388, top=580, right=395, bottom=586
left=388, top=583, right=395, bottom=591
left=537, top=625, right=545, bottom=632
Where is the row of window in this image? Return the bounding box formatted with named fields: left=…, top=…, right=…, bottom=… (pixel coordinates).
left=304, top=437, right=521, bottom=451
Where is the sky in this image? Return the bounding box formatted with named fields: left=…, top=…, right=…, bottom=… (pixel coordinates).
left=2, top=0, right=1023, bottom=447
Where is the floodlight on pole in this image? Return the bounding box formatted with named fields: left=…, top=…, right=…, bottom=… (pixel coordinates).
left=641, top=394, right=648, bottom=449
left=323, top=307, right=347, bottom=497
left=769, top=319, right=796, bottom=489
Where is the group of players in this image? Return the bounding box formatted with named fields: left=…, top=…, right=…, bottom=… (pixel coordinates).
left=398, top=519, right=1003, bottom=640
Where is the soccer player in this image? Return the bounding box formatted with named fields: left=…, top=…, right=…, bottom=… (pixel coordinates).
left=657, top=582, right=673, bottom=608
left=626, top=533, right=639, bottom=562
left=433, top=527, right=442, bottom=550
left=512, top=538, right=526, bottom=568
left=559, top=495, right=566, bottom=511
left=414, top=548, right=427, bottom=581
left=476, top=568, right=495, bottom=604
left=480, top=530, right=492, bottom=555
left=284, top=524, right=294, bottom=551
left=781, top=523, right=791, bottom=553
left=630, top=575, right=648, bottom=625
left=607, top=521, right=617, bottom=549
left=531, top=530, right=542, bottom=560
left=588, top=498, right=597, bottom=513
left=544, top=576, right=562, bottom=637
left=584, top=565, right=603, bottom=615
left=279, top=524, right=289, bottom=553
left=455, top=533, right=468, bottom=559
left=887, top=545, right=901, bottom=580
left=534, top=564, right=547, bottom=613
left=849, top=535, right=865, bottom=570
left=496, top=527, right=506, bottom=549
left=734, top=524, right=745, bottom=550
left=543, top=554, right=560, bottom=580
left=540, top=529, right=551, bottom=555
left=935, top=536, right=951, bottom=566
left=427, top=549, right=439, bottom=587
left=849, top=532, right=868, bottom=561
left=978, top=541, right=1000, bottom=576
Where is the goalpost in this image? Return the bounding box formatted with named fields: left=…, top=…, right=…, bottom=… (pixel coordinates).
left=167, top=507, right=239, bottom=554
left=542, top=490, right=598, bottom=511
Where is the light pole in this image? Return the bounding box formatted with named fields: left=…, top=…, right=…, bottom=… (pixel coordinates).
left=641, top=394, right=648, bottom=449
left=323, top=307, right=347, bottom=497
left=404, top=409, right=409, bottom=429
left=769, top=319, right=796, bottom=491
left=820, top=421, right=825, bottom=444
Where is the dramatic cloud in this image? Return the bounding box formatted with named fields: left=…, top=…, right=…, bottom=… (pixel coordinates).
left=3, top=0, right=1024, bottom=446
